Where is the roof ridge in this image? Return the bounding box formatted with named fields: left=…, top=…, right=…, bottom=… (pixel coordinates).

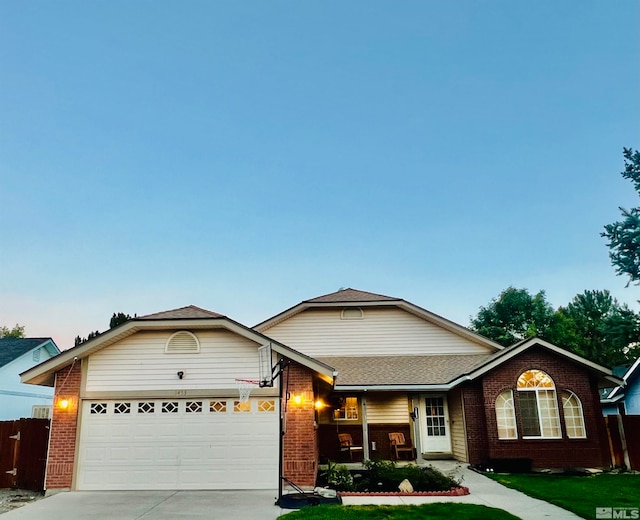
left=304, top=287, right=401, bottom=303
left=137, top=305, right=225, bottom=320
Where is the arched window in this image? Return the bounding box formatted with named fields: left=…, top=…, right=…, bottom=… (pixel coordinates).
left=516, top=370, right=561, bottom=438
left=495, top=390, right=517, bottom=439
left=561, top=390, right=586, bottom=438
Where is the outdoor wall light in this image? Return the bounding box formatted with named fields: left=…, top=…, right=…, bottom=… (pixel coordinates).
left=57, top=398, right=70, bottom=410
left=314, top=400, right=325, bottom=410
left=177, top=371, right=184, bottom=379
left=292, top=394, right=302, bottom=405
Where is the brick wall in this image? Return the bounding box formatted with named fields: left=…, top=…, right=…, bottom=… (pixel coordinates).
left=46, top=361, right=82, bottom=490
left=282, top=362, right=317, bottom=487
left=464, top=346, right=609, bottom=468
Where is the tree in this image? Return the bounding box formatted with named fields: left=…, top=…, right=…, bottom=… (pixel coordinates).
left=470, top=287, right=555, bottom=346
left=75, top=311, right=133, bottom=346
left=0, top=324, right=26, bottom=338
left=110, top=312, right=131, bottom=328
left=471, top=287, right=640, bottom=368
left=554, top=290, right=640, bottom=367
left=602, top=148, right=640, bottom=286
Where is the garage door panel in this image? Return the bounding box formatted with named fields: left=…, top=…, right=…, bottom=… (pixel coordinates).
left=77, top=398, right=278, bottom=490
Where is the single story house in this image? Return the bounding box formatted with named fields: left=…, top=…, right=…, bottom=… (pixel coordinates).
left=21, top=289, right=621, bottom=492
left=0, top=337, right=60, bottom=420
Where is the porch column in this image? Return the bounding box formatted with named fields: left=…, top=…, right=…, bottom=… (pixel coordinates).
left=411, top=396, right=424, bottom=463
left=361, top=395, right=370, bottom=460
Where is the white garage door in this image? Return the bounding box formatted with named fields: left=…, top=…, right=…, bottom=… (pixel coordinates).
left=77, top=398, right=279, bottom=490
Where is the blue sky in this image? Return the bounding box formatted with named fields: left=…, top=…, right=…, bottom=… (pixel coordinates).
left=1, top=1, right=639, bottom=349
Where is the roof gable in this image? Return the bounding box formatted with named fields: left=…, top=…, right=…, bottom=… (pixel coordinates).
left=0, top=338, right=59, bottom=368
left=608, top=356, right=640, bottom=399
left=20, top=307, right=335, bottom=387
left=466, top=337, right=623, bottom=388
left=255, top=288, right=503, bottom=353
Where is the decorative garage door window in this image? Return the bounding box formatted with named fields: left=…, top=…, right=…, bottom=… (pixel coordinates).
left=90, top=403, right=107, bottom=414
left=258, top=400, right=275, bottom=412
left=114, top=402, right=131, bottom=414
left=162, top=402, right=179, bottom=413
left=186, top=401, right=203, bottom=413
left=210, top=400, right=226, bottom=413
left=138, top=402, right=155, bottom=414
left=234, top=400, right=251, bottom=413
left=517, top=370, right=561, bottom=438
left=86, top=399, right=276, bottom=417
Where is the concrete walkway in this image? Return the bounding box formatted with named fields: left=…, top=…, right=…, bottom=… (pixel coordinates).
left=0, top=463, right=579, bottom=519
left=341, top=461, right=580, bottom=520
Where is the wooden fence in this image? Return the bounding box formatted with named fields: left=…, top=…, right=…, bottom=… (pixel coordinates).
left=0, top=418, right=50, bottom=490
left=604, top=414, right=640, bottom=470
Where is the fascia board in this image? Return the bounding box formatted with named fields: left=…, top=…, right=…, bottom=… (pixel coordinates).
left=466, top=338, right=624, bottom=386
left=334, top=384, right=454, bottom=392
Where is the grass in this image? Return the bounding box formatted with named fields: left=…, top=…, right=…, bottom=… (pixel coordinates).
left=281, top=503, right=520, bottom=519
left=486, top=472, right=640, bottom=519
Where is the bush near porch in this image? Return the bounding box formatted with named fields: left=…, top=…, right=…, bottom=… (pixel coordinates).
left=486, top=472, right=640, bottom=520
left=318, top=460, right=459, bottom=493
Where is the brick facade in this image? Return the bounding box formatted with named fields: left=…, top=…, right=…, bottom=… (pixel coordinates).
left=282, top=362, right=318, bottom=487
left=46, top=361, right=82, bottom=490
left=463, top=347, right=609, bottom=468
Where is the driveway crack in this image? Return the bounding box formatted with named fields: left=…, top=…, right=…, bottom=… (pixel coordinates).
left=135, top=491, right=178, bottom=519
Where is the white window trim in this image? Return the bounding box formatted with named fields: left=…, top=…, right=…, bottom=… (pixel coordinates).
left=495, top=389, right=518, bottom=440
left=333, top=396, right=359, bottom=421
left=519, top=388, right=562, bottom=440
left=561, top=390, right=587, bottom=439
left=341, top=307, right=364, bottom=320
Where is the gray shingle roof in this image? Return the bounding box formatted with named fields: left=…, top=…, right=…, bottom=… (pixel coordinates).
left=317, top=354, right=493, bottom=386
left=304, top=288, right=400, bottom=303
left=138, top=305, right=224, bottom=320
left=0, top=338, right=52, bottom=368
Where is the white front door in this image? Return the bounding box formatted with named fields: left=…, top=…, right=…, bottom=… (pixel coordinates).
left=419, top=395, right=451, bottom=454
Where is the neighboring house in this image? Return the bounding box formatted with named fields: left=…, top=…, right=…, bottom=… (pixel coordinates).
left=602, top=358, right=640, bottom=415
left=20, top=289, right=622, bottom=493
left=0, top=337, right=60, bottom=420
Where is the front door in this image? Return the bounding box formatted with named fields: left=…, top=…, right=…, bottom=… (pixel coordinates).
left=420, top=395, right=451, bottom=454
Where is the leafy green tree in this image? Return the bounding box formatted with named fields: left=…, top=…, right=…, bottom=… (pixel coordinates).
left=470, top=287, right=555, bottom=346
left=0, top=324, right=26, bottom=338
left=602, top=148, right=640, bottom=286
left=554, top=290, right=640, bottom=367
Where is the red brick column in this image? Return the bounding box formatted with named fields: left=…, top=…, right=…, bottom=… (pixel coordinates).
left=282, top=362, right=318, bottom=487
left=46, top=361, right=82, bottom=490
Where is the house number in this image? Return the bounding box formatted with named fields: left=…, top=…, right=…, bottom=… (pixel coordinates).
left=175, top=390, right=187, bottom=396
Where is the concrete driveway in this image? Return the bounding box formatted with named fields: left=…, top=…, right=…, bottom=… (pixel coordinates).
left=0, top=490, right=286, bottom=519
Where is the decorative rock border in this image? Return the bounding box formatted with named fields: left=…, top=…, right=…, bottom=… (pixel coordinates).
left=339, top=486, right=470, bottom=497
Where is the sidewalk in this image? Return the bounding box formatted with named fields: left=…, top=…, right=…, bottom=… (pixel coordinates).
left=340, top=461, right=580, bottom=520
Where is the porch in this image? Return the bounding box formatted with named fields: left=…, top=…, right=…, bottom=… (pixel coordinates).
left=314, top=389, right=465, bottom=464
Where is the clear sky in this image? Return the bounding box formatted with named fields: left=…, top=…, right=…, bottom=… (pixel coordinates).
left=1, top=1, right=639, bottom=350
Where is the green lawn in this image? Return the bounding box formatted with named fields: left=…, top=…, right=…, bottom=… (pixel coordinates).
left=281, top=503, right=520, bottom=520
left=487, top=473, right=640, bottom=519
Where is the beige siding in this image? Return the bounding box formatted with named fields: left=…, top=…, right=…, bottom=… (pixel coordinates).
left=366, top=394, right=409, bottom=424
left=264, top=308, right=491, bottom=357
left=86, top=330, right=262, bottom=392
left=448, top=389, right=467, bottom=462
